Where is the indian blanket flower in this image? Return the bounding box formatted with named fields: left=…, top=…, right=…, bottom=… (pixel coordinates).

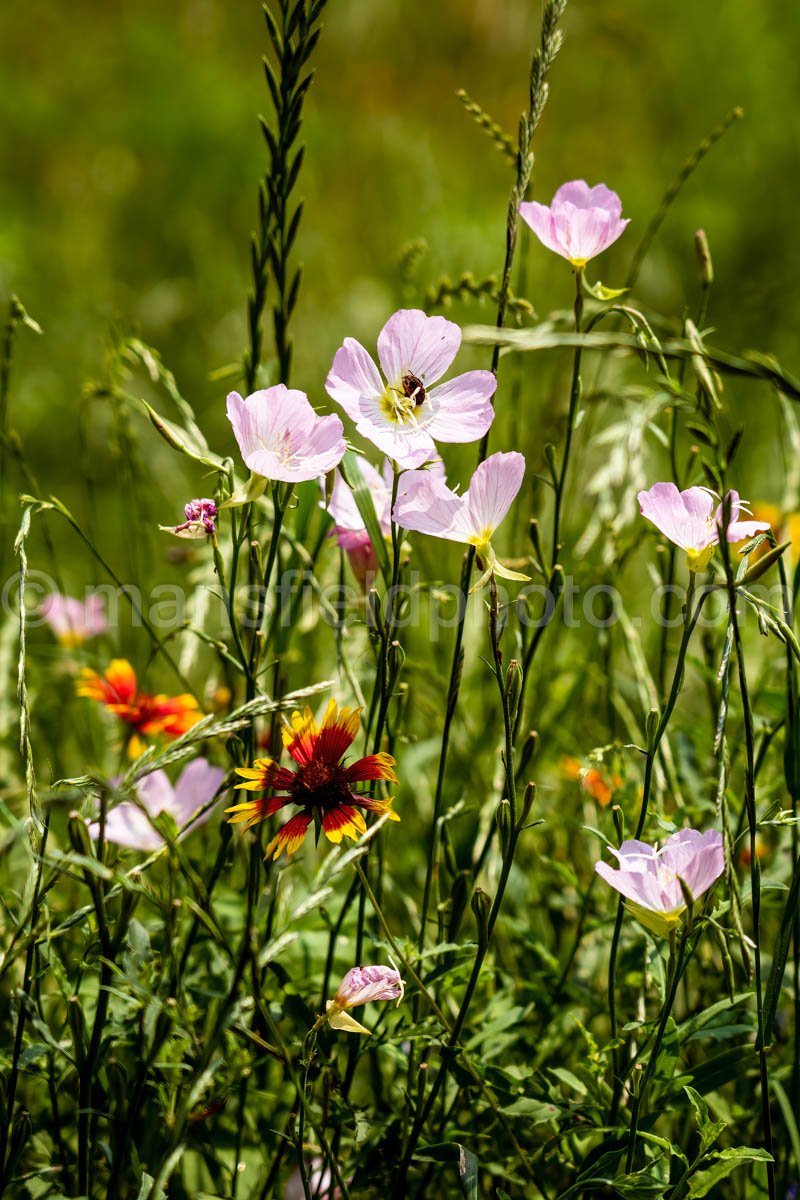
left=227, top=384, right=346, bottom=482
left=519, top=180, right=629, bottom=268
left=77, top=659, right=202, bottom=742
left=325, top=308, right=497, bottom=468
left=595, top=828, right=725, bottom=937
left=561, top=756, right=621, bottom=808
left=392, top=450, right=528, bottom=587
left=160, top=498, right=218, bottom=539
left=325, top=963, right=405, bottom=1035
left=40, top=592, right=107, bottom=646
left=226, top=699, right=399, bottom=860
left=638, top=482, right=771, bottom=572
left=89, top=758, right=225, bottom=851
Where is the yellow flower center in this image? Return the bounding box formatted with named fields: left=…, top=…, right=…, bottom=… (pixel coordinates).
left=379, top=372, right=427, bottom=426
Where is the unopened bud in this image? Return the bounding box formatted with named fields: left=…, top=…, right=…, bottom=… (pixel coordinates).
left=388, top=639, right=405, bottom=682
left=495, top=799, right=512, bottom=856
left=67, top=812, right=93, bottom=859
left=694, top=229, right=713, bottom=288
left=739, top=539, right=789, bottom=586
left=612, top=804, right=625, bottom=846
left=471, top=887, right=492, bottom=951
left=367, top=588, right=382, bottom=632
left=505, top=659, right=523, bottom=723
left=519, top=780, right=536, bottom=828
left=519, top=730, right=539, bottom=776
left=645, top=708, right=660, bottom=749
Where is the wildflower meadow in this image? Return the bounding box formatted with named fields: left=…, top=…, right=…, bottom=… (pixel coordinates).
left=2, top=1, right=800, bottom=1197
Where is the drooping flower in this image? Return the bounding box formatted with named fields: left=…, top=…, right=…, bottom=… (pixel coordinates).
left=322, top=458, right=394, bottom=586
left=638, top=482, right=771, bottom=572
left=324, top=963, right=405, bottom=1035
left=227, top=384, right=346, bottom=482
left=519, top=180, right=629, bottom=268
left=77, top=659, right=202, bottom=742
left=160, top=498, right=218, bottom=539
left=392, top=450, right=528, bottom=587
left=595, top=828, right=725, bottom=937
left=89, top=758, right=225, bottom=851
left=40, top=593, right=107, bottom=646
left=325, top=308, right=496, bottom=468
left=226, top=699, right=399, bottom=859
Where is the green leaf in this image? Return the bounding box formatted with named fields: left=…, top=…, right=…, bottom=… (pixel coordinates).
left=686, top=1147, right=773, bottom=1197
left=500, top=1098, right=561, bottom=1121
left=340, top=450, right=392, bottom=582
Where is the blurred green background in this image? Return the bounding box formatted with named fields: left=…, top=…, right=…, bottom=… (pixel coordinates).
left=2, top=0, right=799, bottom=493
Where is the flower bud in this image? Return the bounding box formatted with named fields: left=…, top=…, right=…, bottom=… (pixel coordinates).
left=495, top=799, right=512, bottom=856
left=519, top=780, right=536, bottom=829
left=471, top=887, right=492, bottom=951
left=694, top=229, right=713, bottom=288
left=645, top=707, right=660, bottom=749
left=612, top=804, right=625, bottom=846
left=519, top=730, right=539, bottom=776
left=67, top=812, right=94, bottom=859
left=505, top=659, right=523, bottom=723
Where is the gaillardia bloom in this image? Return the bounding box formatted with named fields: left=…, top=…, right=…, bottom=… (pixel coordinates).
left=325, top=308, right=496, bottom=468
left=40, top=593, right=107, bottom=645
left=638, top=482, right=770, bottom=572
left=226, top=699, right=399, bottom=859
left=325, top=963, right=405, bottom=1035
left=392, top=451, right=528, bottom=587
left=595, top=828, right=724, bottom=937
left=160, top=498, right=218, bottom=539
left=89, top=758, right=225, bottom=851
left=519, top=180, right=629, bottom=268
left=227, top=384, right=346, bottom=482
left=77, top=659, right=202, bottom=741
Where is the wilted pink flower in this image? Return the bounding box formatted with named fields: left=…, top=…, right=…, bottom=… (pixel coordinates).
left=595, top=828, right=724, bottom=937
left=638, top=482, right=770, bottom=572
left=325, top=963, right=405, bottom=1035
left=393, top=451, right=528, bottom=587
left=40, top=593, right=107, bottom=646
left=227, top=385, right=346, bottom=482
left=519, top=181, right=629, bottom=268
left=89, top=758, right=225, bottom=851
left=160, top=498, right=218, bottom=539
left=325, top=308, right=496, bottom=468
left=323, top=458, right=394, bottom=585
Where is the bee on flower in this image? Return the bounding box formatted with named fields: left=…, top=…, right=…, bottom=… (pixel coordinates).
left=226, top=699, right=399, bottom=859
left=76, top=659, right=202, bottom=755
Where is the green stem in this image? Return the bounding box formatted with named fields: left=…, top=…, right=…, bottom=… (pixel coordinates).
left=626, top=929, right=687, bottom=1172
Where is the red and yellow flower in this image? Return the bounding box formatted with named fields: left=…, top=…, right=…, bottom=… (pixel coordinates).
left=226, top=699, right=399, bottom=859
left=76, top=659, right=202, bottom=742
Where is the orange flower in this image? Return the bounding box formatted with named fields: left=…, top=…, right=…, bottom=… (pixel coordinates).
left=560, top=755, right=620, bottom=807
left=226, top=699, right=399, bottom=859
left=76, top=659, right=202, bottom=740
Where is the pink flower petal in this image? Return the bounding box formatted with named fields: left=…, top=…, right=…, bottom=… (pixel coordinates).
left=463, top=451, right=526, bottom=539
left=227, top=386, right=345, bottom=482
left=553, top=180, right=623, bottom=218
left=170, top=759, right=225, bottom=831
left=325, top=338, right=384, bottom=420
left=377, top=309, right=461, bottom=386
left=392, top=470, right=466, bottom=541
left=425, top=371, right=497, bottom=443
left=518, top=202, right=566, bottom=257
